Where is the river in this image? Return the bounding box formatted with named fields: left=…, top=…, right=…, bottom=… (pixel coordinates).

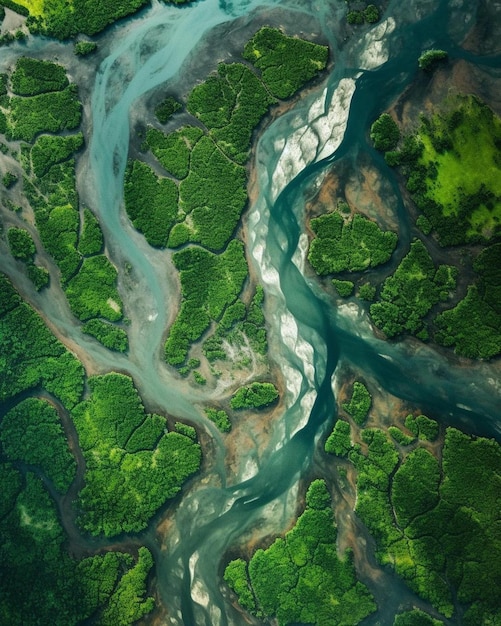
left=3, top=0, right=501, bottom=623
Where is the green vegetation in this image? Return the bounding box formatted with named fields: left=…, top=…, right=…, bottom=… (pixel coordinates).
left=434, top=243, right=501, bottom=359
left=385, top=95, right=501, bottom=245
left=124, top=159, right=179, bottom=247
left=82, top=319, right=128, bottom=352
left=325, top=419, right=352, bottom=456
left=10, top=57, right=69, bottom=96
left=155, top=95, right=182, bottom=123
left=369, top=240, right=457, bottom=339
left=332, top=278, right=354, bottom=297
left=346, top=3, right=381, bottom=25
left=358, top=282, right=376, bottom=301
left=146, top=125, right=203, bottom=178
left=343, top=415, right=501, bottom=622
left=0, top=397, right=76, bottom=492
left=0, top=463, right=155, bottom=624
left=394, top=609, right=444, bottom=625
left=230, top=382, right=279, bottom=410
left=26, top=262, right=50, bottom=290
left=65, top=255, right=122, bottom=322
left=6, top=85, right=82, bottom=142
left=342, top=381, right=371, bottom=425
left=74, top=40, right=97, bottom=55
left=8, top=226, right=35, bottom=260
left=370, top=113, right=400, bottom=151
left=73, top=373, right=201, bottom=536
left=164, top=240, right=248, bottom=365
left=30, top=133, right=84, bottom=178
left=308, top=211, right=397, bottom=275
left=388, top=426, right=415, bottom=446
left=0, top=273, right=84, bottom=407
left=78, top=207, right=104, bottom=255
left=187, top=62, right=275, bottom=164
left=174, top=135, right=248, bottom=250
left=243, top=27, right=328, bottom=99
left=418, top=49, right=448, bottom=71
left=2, top=171, right=17, bottom=188
left=205, top=407, right=231, bottom=432
left=225, top=479, right=376, bottom=625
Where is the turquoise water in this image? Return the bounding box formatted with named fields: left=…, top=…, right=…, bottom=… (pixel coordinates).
left=3, top=0, right=501, bottom=623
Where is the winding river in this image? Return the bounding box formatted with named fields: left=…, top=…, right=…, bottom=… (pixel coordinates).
left=3, top=0, right=501, bottom=623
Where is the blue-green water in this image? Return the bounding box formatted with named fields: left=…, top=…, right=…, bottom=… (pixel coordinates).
left=2, top=0, right=501, bottom=623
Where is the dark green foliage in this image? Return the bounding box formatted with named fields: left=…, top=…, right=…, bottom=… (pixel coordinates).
left=394, top=609, right=444, bottom=625
left=418, top=50, right=448, bottom=71
left=370, top=240, right=457, bottom=338
left=358, top=282, right=376, bottom=301
left=347, top=10, right=364, bottom=25
left=205, top=407, right=231, bottom=432
left=416, top=415, right=439, bottom=441
left=78, top=207, right=104, bottom=255
left=187, top=62, right=275, bottom=164
left=434, top=244, right=501, bottom=358
left=31, top=133, right=84, bottom=178
left=82, top=319, right=128, bottom=352
left=26, top=263, right=50, bottom=290
left=332, top=279, right=354, bottom=297
left=10, top=57, right=69, bottom=96
left=155, top=96, right=182, bottom=123
left=146, top=125, right=202, bottom=179
left=364, top=4, right=380, bottom=23
left=308, top=211, right=397, bottom=275
left=0, top=273, right=84, bottom=407
left=22, top=0, right=149, bottom=39
left=325, top=419, right=352, bottom=456
left=2, top=171, right=17, bottom=188
left=371, top=113, right=400, bottom=151
left=74, top=40, right=97, bottom=55
left=73, top=373, right=201, bottom=536
left=0, top=462, right=154, bottom=624
left=8, top=227, right=35, bottom=260
left=243, top=27, right=328, bottom=99
left=226, top=479, right=376, bottom=625
left=7, top=85, right=82, bottom=142
left=165, top=240, right=248, bottom=365
left=416, top=214, right=432, bottom=235
left=0, top=397, right=76, bottom=492
left=230, top=382, right=279, bottom=410
left=175, top=422, right=197, bottom=440
left=124, top=159, right=179, bottom=247
left=388, top=426, right=415, bottom=446
left=176, top=135, right=247, bottom=250
left=342, top=381, right=371, bottom=425
left=65, top=255, right=122, bottom=322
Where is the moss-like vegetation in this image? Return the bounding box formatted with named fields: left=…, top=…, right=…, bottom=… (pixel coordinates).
left=434, top=243, right=501, bottom=359
left=230, top=381, right=279, bottom=410
left=243, top=27, right=328, bottom=99
left=342, top=381, right=372, bottom=426
left=74, top=40, right=97, bottom=55
left=370, top=113, right=400, bottom=151
left=124, top=159, right=179, bottom=247
left=308, top=211, right=397, bottom=275
left=225, top=479, right=376, bottom=625
left=65, top=255, right=122, bottom=322
left=8, top=226, right=36, bottom=260
left=73, top=373, right=201, bottom=537
left=10, top=57, right=69, bottom=96
left=146, top=125, right=203, bottom=179
left=0, top=397, right=76, bottom=492
left=30, top=133, right=84, bottom=178
left=332, top=279, right=354, bottom=297
left=0, top=273, right=84, bottom=408
left=418, top=49, right=447, bottom=71
left=78, top=207, right=104, bottom=256
left=205, top=407, right=231, bottom=432
left=344, top=413, right=501, bottom=623
left=82, top=319, right=128, bottom=352
left=369, top=240, right=457, bottom=339
left=394, top=609, right=444, bottom=625
left=155, top=95, right=182, bottom=123
left=325, top=419, right=352, bottom=456
left=164, top=240, right=248, bottom=366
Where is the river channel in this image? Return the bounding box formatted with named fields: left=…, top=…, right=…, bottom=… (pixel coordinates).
left=3, top=0, right=501, bottom=623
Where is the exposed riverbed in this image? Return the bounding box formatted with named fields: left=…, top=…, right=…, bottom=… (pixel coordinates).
left=1, top=0, right=501, bottom=624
